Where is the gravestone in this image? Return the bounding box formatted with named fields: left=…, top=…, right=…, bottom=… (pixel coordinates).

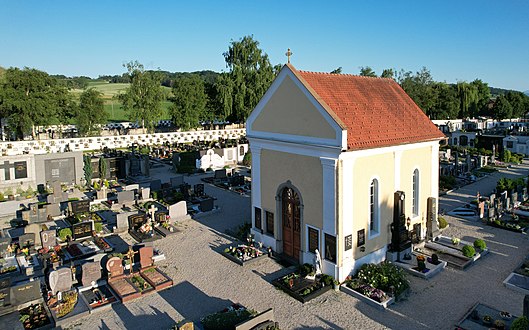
left=230, top=175, right=245, bottom=187
left=391, top=191, right=411, bottom=254
left=106, top=256, right=123, bottom=278
left=81, top=262, right=101, bottom=287
left=18, top=233, right=35, bottom=249
left=489, top=193, right=496, bottom=206
left=194, top=184, right=204, bottom=196
left=117, top=190, right=135, bottom=204
left=9, top=280, right=41, bottom=307
left=512, top=192, right=518, bottom=205
left=25, top=224, right=41, bottom=246
left=124, top=184, right=139, bottom=191
left=72, top=222, right=94, bottom=240
left=47, top=194, right=56, bottom=204
left=169, top=201, right=187, bottom=220
left=506, top=197, right=511, bottom=210
left=52, top=181, right=62, bottom=195
left=179, top=183, right=191, bottom=199
left=140, top=187, right=150, bottom=200
left=214, top=169, right=227, bottom=179
left=199, top=198, right=214, bottom=212
left=49, top=268, right=73, bottom=295
left=46, top=203, right=61, bottom=218
left=139, top=246, right=154, bottom=269
left=170, top=176, right=184, bottom=188
left=40, top=229, right=57, bottom=250
left=128, top=214, right=146, bottom=231
left=426, top=197, right=440, bottom=240
left=115, top=212, right=133, bottom=233
left=71, top=200, right=90, bottom=214
left=150, top=179, right=162, bottom=192
left=96, top=188, right=107, bottom=200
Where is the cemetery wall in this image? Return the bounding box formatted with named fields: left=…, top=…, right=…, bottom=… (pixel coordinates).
left=0, top=128, right=246, bottom=156
left=259, top=149, right=323, bottom=246
left=250, top=75, right=337, bottom=139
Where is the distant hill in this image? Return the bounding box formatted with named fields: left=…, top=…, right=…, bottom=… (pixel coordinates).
left=524, top=90, right=529, bottom=96
left=489, top=86, right=517, bottom=96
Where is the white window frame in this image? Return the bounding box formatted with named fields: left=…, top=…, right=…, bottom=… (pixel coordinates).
left=412, top=168, right=420, bottom=217
left=368, top=177, right=380, bottom=238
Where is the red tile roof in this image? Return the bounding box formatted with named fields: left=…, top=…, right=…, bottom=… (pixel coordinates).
left=289, top=64, right=446, bottom=150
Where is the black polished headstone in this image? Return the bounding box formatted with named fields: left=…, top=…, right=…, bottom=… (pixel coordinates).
left=71, top=200, right=90, bottom=214
left=72, top=222, right=93, bottom=240
left=391, top=191, right=411, bottom=252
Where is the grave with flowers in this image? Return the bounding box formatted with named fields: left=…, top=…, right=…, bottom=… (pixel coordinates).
left=220, top=235, right=269, bottom=266
left=272, top=263, right=334, bottom=304
left=393, top=252, right=447, bottom=279
left=340, top=262, right=410, bottom=310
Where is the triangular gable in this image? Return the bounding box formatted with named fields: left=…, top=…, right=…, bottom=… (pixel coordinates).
left=247, top=65, right=345, bottom=149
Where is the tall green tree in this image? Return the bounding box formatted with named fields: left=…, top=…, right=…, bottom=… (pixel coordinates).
left=117, top=61, right=165, bottom=132
left=216, top=35, right=276, bottom=121
left=456, top=82, right=479, bottom=118
left=492, top=95, right=513, bottom=120
left=470, top=79, right=491, bottom=116
left=75, top=88, right=107, bottom=136
left=359, top=66, right=377, bottom=77
left=505, top=91, right=526, bottom=118
left=0, top=67, right=69, bottom=139
left=380, top=68, right=395, bottom=79
left=430, top=83, right=459, bottom=119
left=399, top=67, right=437, bottom=116
left=170, top=75, right=208, bottom=130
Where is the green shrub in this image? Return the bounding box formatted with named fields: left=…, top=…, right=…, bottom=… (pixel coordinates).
left=462, top=245, right=476, bottom=258
left=299, top=263, right=314, bottom=277
left=151, top=191, right=158, bottom=200
left=356, top=262, right=409, bottom=296
left=511, top=316, right=529, bottom=330
left=0, top=192, right=4, bottom=202
left=58, top=228, right=72, bottom=241
left=473, top=239, right=487, bottom=250
left=94, top=222, right=103, bottom=232
left=320, top=274, right=334, bottom=286
left=438, top=217, right=448, bottom=229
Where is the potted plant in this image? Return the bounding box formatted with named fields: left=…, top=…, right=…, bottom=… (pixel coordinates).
left=482, top=315, right=492, bottom=326
left=452, top=237, right=461, bottom=245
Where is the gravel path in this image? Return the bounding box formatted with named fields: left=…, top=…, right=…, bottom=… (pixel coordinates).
left=50, top=164, right=529, bottom=329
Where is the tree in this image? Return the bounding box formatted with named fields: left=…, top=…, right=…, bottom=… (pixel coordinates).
left=505, top=91, right=526, bottom=118
left=83, top=155, right=92, bottom=187
left=470, top=79, right=491, bottom=116
left=330, top=67, right=342, bottom=74
left=380, top=68, right=395, bottom=79
left=399, top=67, right=437, bottom=116
left=0, top=67, right=69, bottom=139
left=117, top=61, right=165, bottom=132
left=430, top=83, right=459, bottom=119
left=456, top=82, right=479, bottom=118
left=98, top=157, right=107, bottom=180
left=75, top=88, right=107, bottom=136
left=359, top=66, right=377, bottom=77
left=170, top=75, right=208, bottom=130
left=492, top=95, right=513, bottom=120
left=217, top=35, right=277, bottom=121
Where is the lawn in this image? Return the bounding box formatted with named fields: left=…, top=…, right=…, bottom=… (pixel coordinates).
left=104, top=100, right=172, bottom=122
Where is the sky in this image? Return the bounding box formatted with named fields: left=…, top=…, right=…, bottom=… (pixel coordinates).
left=1, top=1, right=528, bottom=91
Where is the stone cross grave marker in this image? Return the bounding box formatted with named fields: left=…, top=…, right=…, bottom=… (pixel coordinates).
left=81, top=262, right=101, bottom=287
left=125, top=246, right=138, bottom=273
left=49, top=267, right=73, bottom=295
left=40, top=229, right=57, bottom=250
left=18, top=233, right=35, bottom=249
left=25, top=224, right=41, bottom=247
left=148, top=204, right=158, bottom=224
left=169, top=201, right=187, bottom=220
left=106, top=256, right=123, bottom=278
left=139, top=246, right=154, bottom=269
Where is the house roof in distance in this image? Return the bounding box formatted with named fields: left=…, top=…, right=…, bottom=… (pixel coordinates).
left=287, top=64, right=446, bottom=150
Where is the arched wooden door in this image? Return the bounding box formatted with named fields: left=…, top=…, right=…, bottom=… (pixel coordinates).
left=282, top=187, right=301, bottom=261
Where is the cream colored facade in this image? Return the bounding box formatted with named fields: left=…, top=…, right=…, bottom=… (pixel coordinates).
left=247, top=65, right=441, bottom=281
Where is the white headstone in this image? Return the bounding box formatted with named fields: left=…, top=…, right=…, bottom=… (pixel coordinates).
left=49, top=268, right=73, bottom=295
left=169, top=201, right=187, bottom=220
left=140, top=187, right=150, bottom=200
left=124, top=184, right=139, bottom=191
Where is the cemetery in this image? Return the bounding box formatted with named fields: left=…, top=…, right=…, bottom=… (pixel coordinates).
left=220, top=235, right=269, bottom=266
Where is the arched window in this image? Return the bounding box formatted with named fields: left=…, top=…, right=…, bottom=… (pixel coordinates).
left=412, top=169, right=419, bottom=217
left=369, top=179, right=379, bottom=235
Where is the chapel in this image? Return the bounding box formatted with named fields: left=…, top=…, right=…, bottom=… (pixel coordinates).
left=246, top=64, right=445, bottom=280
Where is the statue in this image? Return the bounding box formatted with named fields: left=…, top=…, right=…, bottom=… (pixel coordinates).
left=314, top=249, right=322, bottom=276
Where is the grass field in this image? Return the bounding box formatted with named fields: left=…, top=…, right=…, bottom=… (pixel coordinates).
left=74, top=81, right=172, bottom=122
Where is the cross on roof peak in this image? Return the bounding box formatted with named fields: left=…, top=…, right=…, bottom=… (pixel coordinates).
left=285, top=48, right=293, bottom=64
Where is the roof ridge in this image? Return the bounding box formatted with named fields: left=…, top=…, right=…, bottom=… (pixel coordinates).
left=297, top=69, right=394, bottom=81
